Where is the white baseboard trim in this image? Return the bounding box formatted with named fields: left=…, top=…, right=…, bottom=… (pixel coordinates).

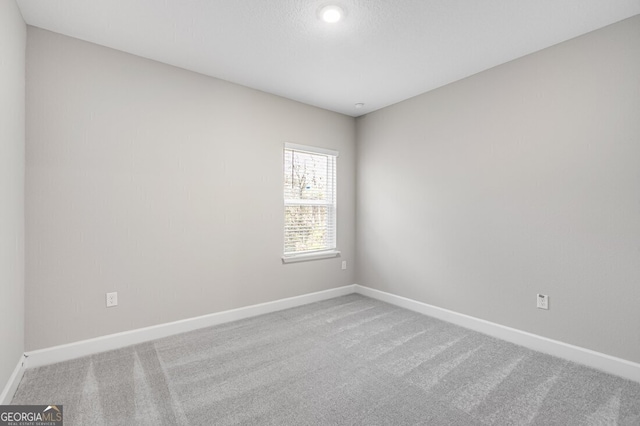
left=354, top=284, right=640, bottom=383
left=26, top=284, right=357, bottom=369
left=1, top=355, right=27, bottom=404
left=22, top=283, right=640, bottom=383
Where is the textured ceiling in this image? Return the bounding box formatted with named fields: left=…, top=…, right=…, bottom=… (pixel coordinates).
left=16, top=0, right=640, bottom=117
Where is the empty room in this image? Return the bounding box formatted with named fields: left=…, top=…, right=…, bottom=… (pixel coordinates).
left=1, top=0, right=640, bottom=424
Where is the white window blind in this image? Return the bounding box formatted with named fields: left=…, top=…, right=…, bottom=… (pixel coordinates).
left=283, top=143, right=338, bottom=258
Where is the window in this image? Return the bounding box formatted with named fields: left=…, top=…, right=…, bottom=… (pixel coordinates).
left=282, top=143, right=339, bottom=262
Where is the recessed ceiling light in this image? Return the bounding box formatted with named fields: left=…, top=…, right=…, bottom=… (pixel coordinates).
left=355, top=103, right=365, bottom=109
left=318, top=5, right=344, bottom=23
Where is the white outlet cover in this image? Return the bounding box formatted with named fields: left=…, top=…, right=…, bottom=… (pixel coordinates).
left=536, top=294, right=549, bottom=310
left=341, top=261, right=347, bottom=270
left=106, top=292, right=118, bottom=308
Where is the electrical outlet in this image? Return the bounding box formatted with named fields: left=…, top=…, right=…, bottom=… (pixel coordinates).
left=537, top=294, right=549, bottom=310
left=106, top=292, right=118, bottom=308
left=341, top=261, right=347, bottom=270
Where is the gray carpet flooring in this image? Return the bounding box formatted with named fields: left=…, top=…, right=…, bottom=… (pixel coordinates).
left=12, top=294, right=640, bottom=425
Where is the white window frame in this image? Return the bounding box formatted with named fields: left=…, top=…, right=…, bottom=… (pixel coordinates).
left=282, top=143, right=340, bottom=263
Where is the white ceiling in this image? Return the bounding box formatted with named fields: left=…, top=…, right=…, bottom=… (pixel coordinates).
left=16, top=0, right=640, bottom=117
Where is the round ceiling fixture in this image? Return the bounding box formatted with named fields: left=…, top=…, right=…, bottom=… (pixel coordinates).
left=355, top=103, right=365, bottom=109
left=318, top=5, right=344, bottom=23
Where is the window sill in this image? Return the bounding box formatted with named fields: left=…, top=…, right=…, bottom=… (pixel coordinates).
left=282, top=250, right=341, bottom=264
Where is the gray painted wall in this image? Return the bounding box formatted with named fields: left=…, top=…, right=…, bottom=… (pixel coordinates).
left=26, top=28, right=356, bottom=351
left=0, top=0, right=26, bottom=389
left=356, top=16, right=640, bottom=363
